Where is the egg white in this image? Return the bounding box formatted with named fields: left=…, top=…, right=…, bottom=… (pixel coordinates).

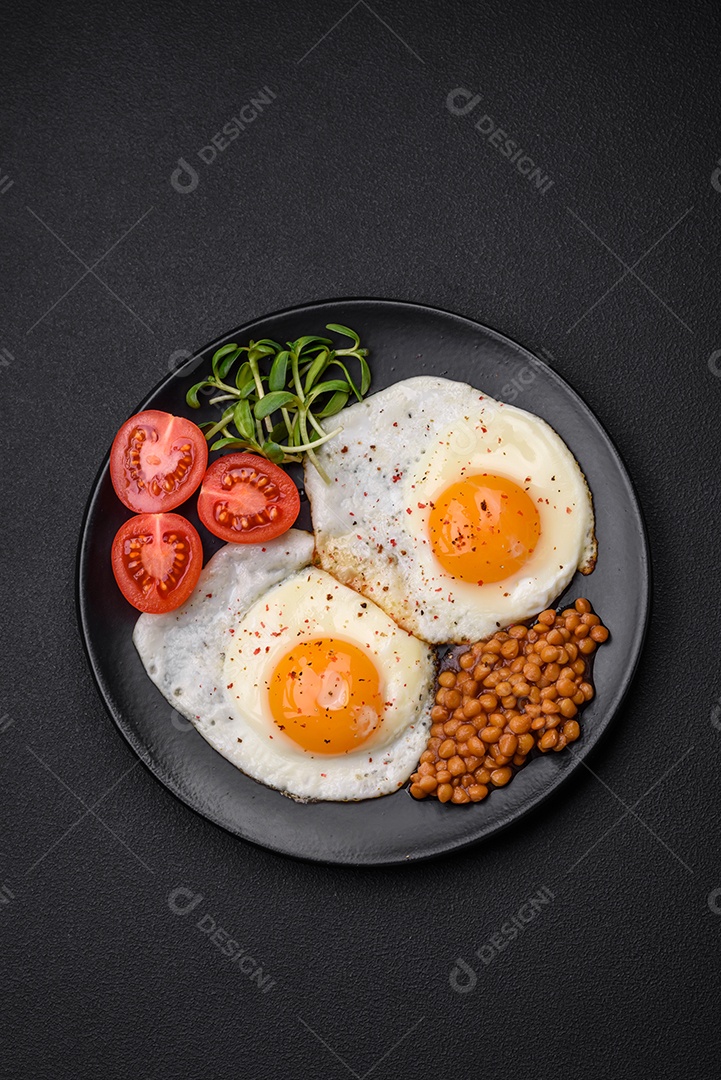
left=132, top=529, right=436, bottom=801
left=305, top=375, right=596, bottom=644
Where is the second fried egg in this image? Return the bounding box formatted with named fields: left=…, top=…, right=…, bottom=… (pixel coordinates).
left=305, top=375, right=596, bottom=643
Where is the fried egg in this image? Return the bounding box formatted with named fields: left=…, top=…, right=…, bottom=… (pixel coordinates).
left=305, top=376, right=596, bottom=643
left=133, top=529, right=436, bottom=801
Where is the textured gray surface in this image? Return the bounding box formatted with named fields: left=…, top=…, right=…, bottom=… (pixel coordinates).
left=2, top=0, right=720, bottom=1077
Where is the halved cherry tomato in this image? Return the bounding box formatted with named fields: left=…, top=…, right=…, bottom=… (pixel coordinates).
left=197, top=453, right=300, bottom=544
left=111, top=512, right=203, bottom=613
left=110, top=410, right=208, bottom=513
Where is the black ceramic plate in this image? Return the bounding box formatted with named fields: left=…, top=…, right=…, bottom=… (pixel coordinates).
left=77, top=299, right=650, bottom=865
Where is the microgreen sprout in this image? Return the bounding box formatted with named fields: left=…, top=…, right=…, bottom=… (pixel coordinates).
left=186, top=324, right=370, bottom=482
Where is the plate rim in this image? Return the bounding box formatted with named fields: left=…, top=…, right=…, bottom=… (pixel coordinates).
left=76, top=296, right=652, bottom=866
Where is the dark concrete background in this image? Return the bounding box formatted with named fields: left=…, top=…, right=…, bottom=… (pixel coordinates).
left=2, top=1, right=720, bottom=1077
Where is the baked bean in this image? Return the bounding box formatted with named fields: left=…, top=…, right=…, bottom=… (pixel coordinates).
left=509, top=715, right=532, bottom=734
left=562, top=720, right=580, bottom=741
left=523, top=663, right=542, bottom=683
left=559, top=697, right=578, bottom=719
left=539, top=730, right=558, bottom=751
left=410, top=601, right=608, bottom=802
left=467, top=736, right=485, bottom=756
left=499, top=733, right=518, bottom=757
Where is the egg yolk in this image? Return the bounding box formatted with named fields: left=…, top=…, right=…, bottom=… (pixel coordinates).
left=267, top=637, right=383, bottom=754
left=428, top=473, right=541, bottom=585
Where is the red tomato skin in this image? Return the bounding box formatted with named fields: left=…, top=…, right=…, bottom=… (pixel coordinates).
left=110, top=410, right=208, bottom=513
left=111, top=512, right=203, bottom=614
left=197, top=453, right=300, bottom=544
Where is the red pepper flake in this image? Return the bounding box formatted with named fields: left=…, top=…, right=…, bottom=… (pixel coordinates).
left=392, top=473, right=402, bottom=483
left=417, top=502, right=427, bottom=509
left=392, top=421, right=398, bottom=427
left=406, top=508, right=412, bottom=515
left=226, top=683, right=234, bottom=689
left=390, top=538, right=397, bottom=547
left=341, top=446, right=348, bottom=453
left=566, top=506, right=572, bottom=514
left=253, top=648, right=261, bottom=655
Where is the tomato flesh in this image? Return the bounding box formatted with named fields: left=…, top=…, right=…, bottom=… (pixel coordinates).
left=111, top=513, right=203, bottom=613
left=197, top=453, right=300, bottom=544
left=110, top=410, right=208, bottom=513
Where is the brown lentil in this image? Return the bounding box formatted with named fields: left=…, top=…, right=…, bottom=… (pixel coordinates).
left=410, top=599, right=609, bottom=803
